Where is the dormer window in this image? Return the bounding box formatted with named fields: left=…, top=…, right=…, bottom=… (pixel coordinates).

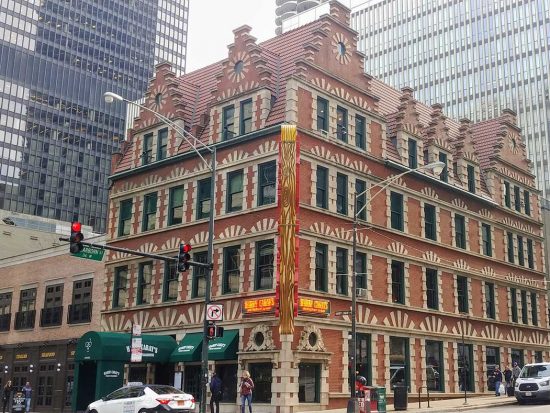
left=355, top=115, right=366, bottom=150
left=157, top=128, right=168, bottom=161
left=317, top=97, right=328, bottom=132
left=408, top=138, right=417, bottom=169
left=239, top=99, right=252, bottom=135
left=514, top=185, right=521, bottom=212
left=504, top=182, right=511, bottom=208
left=142, top=133, right=153, bottom=165
left=467, top=165, right=475, bottom=193
left=438, top=152, right=448, bottom=182
left=222, top=105, right=235, bottom=140
left=524, top=190, right=531, bottom=216
left=336, top=106, right=347, bottom=142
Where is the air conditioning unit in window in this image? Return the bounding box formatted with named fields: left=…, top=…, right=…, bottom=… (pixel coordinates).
left=320, top=129, right=328, bottom=136
left=356, top=288, right=367, bottom=298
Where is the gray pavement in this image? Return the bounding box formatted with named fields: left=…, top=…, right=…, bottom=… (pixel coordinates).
left=302, top=395, right=519, bottom=413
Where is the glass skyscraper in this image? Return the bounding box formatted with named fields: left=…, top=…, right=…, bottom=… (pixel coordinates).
left=351, top=0, right=550, bottom=196
left=0, top=0, right=188, bottom=232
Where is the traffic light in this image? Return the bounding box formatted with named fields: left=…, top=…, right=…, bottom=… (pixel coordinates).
left=177, top=243, right=191, bottom=272
left=206, top=324, right=217, bottom=340
left=70, top=221, right=84, bottom=254
left=206, top=323, right=224, bottom=340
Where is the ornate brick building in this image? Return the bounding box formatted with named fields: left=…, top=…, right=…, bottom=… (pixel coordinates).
left=98, top=2, right=548, bottom=411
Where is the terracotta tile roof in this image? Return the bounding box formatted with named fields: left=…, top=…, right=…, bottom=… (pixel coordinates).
left=470, top=118, right=502, bottom=170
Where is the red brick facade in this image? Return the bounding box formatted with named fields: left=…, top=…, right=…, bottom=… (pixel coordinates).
left=104, top=2, right=549, bottom=411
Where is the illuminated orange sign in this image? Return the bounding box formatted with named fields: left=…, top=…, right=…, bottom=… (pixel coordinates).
left=243, top=297, right=276, bottom=314
left=298, top=298, right=330, bottom=316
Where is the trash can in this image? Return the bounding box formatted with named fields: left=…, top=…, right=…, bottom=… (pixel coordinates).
left=367, top=387, right=378, bottom=412
left=375, top=387, right=387, bottom=413
left=393, top=385, right=408, bottom=411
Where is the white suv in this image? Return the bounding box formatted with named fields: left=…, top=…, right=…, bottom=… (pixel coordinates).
left=515, top=362, right=550, bottom=404
left=86, top=384, right=195, bottom=413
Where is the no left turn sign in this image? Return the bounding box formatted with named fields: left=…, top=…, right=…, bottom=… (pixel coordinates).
left=207, top=304, right=223, bottom=321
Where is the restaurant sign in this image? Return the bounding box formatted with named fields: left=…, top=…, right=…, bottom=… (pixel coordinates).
left=298, top=297, right=330, bottom=316
left=243, top=297, right=276, bottom=315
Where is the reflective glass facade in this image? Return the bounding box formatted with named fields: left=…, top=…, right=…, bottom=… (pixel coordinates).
left=0, top=0, right=188, bottom=232
left=352, top=0, right=550, bottom=196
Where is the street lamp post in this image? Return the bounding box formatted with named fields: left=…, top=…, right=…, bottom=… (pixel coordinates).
left=104, top=92, right=216, bottom=413
left=347, top=161, right=445, bottom=413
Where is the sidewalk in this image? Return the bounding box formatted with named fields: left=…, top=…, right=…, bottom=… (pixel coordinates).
left=302, top=395, right=517, bottom=413
left=385, top=394, right=517, bottom=412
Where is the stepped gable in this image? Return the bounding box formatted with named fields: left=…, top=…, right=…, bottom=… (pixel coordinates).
left=394, top=86, right=423, bottom=136
left=454, top=117, right=480, bottom=164
left=112, top=62, right=188, bottom=174
left=425, top=103, right=453, bottom=151
left=471, top=109, right=533, bottom=176
left=213, top=25, right=274, bottom=100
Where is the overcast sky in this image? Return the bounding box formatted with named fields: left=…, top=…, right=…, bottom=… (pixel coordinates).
left=186, top=0, right=277, bottom=72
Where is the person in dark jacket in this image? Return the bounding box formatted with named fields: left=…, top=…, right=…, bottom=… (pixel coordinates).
left=503, top=365, right=513, bottom=396
left=209, top=372, right=222, bottom=413
left=493, top=366, right=503, bottom=396
left=2, top=380, right=12, bottom=413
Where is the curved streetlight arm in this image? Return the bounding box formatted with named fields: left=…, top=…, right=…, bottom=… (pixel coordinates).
left=104, top=92, right=213, bottom=170
left=354, top=161, right=445, bottom=219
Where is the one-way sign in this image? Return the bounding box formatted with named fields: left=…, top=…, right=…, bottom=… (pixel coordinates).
left=206, top=304, right=223, bottom=321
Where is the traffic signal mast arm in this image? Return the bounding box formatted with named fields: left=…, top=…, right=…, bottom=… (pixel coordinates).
left=59, top=237, right=212, bottom=269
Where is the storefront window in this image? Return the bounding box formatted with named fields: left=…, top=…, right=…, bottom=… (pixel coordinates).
left=458, top=343, right=474, bottom=392
left=425, top=341, right=443, bottom=391
left=486, top=346, right=500, bottom=391
left=298, top=363, right=320, bottom=403
left=37, top=363, right=55, bottom=406
left=215, top=364, right=237, bottom=402
left=389, top=336, right=409, bottom=389
left=349, top=333, right=371, bottom=390
left=248, top=363, right=272, bottom=403
left=184, top=365, right=202, bottom=402
left=511, top=348, right=524, bottom=367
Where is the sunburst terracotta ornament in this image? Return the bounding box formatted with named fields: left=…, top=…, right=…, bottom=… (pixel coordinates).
left=508, top=132, right=520, bottom=154
left=149, top=85, right=167, bottom=111
left=228, top=51, right=250, bottom=82
left=332, top=33, right=351, bottom=64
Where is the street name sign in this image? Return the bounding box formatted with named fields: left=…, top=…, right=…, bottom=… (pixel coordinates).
left=73, top=245, right=105, bottom=261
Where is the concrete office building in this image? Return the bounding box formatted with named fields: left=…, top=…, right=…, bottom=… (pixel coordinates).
left=0, top=0, right=189, bottom=233
left=276, top=0, right=329, bottom=34
left=350, top=0, right=550, bottom=197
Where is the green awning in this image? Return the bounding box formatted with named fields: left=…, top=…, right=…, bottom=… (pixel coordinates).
left=209, top=329, right=238, bottom=361
left=170, top=333, right=203, bottom=362
left=75, top=331, right=176, bottom=363
left=170, top=330, right=239, bottom=362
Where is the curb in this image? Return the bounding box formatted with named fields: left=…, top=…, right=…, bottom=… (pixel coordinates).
left=411, top=399, right=517, bottom=412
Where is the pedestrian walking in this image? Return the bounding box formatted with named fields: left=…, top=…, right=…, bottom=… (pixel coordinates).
left=503, top=365, right=513, bottom=396
left=493, top=366, right=503, bottom=396
left=512, top=362, right=521, bottom=387
left=239, top=370, right=254, bottom=413
left=209, top=372, right=222, bottom=413
left=22, top=382, right=32, bottom=413
left=2, top=380, right=12, bottom=413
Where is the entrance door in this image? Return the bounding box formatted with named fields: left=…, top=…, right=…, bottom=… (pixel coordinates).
left=74, top=362, right=97, bottom=412
left=36, top=363, right=55, bottom=407
left=155, top=363, right=174, bottom=385
left=128, top=365, right=147, bottom=383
